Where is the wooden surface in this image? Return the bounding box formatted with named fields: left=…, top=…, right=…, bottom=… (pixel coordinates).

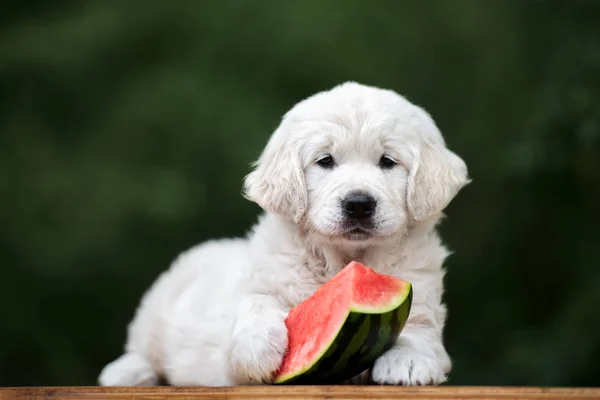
left=2, top=386, right=600, bottom=400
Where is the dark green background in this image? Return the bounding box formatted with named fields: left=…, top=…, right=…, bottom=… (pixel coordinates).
left=2, top=0, right=599, bottom=387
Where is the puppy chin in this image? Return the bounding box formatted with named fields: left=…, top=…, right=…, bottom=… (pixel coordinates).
left=307, top=224, right=382, bottom=248
left=303, top=214, right=407, bottom=249
left=337, top=223, right=408, bottom=249
left=342, top=227, right=373, bottom=241
left=322, top=235, right=379, bottom=250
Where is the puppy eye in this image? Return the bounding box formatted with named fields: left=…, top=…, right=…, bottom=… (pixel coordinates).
left=316, top=155, right=335, bottom=169
left=378, top=155, right=397, bottom=169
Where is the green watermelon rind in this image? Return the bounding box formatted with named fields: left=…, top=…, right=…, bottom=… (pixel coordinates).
left=273, top=282, right=413, bottom=385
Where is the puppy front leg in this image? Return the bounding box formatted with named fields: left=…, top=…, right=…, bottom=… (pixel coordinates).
left=371, top=308, right=451, bottom=386
left=228, top=294, right=289, bottom=385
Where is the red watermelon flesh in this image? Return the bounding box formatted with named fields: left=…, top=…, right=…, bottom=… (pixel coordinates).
left=274, top=261, right=412, bottom=384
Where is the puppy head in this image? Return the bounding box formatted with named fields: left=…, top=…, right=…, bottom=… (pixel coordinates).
left=244, top=82, right=470, bottom=244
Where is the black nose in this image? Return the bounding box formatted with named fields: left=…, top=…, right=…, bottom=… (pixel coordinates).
left=342, top=192, right=376, bottom=219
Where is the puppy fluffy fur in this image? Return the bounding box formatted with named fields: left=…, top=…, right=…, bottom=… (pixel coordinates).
left=98, top=82, right=470, bottom=387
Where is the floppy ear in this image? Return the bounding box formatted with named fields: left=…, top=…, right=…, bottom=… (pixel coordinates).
left=407, top=134, right=470, bottom=222
left=243, top=124, right=307, bottom=223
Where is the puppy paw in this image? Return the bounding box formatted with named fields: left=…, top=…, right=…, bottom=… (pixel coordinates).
left=229, top=297, right=289, bottom=384
left=371, top=347, right=446, bottom=386
left=229, top=320, right=288, bottom=384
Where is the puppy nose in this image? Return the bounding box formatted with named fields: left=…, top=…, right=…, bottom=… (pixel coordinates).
left=342, top=192, right=376, bottom=219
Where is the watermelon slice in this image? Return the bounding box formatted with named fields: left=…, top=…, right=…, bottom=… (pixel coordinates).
left=274, top=261, right=412, bottom=384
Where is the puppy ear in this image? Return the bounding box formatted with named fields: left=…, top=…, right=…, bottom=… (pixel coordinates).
left=407, top=122, right=470, bottom=222
left=243, top=124, right=307, bottom=223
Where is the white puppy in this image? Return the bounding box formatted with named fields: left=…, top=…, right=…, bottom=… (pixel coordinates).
left=98, top=82, right=470, bottom=387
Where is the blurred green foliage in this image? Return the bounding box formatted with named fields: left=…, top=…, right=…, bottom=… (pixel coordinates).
left=1, top=0, right=599, bottom=387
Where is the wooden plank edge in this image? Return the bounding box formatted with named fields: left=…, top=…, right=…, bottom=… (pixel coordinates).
left=2, top=386, right=600, bottom=400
